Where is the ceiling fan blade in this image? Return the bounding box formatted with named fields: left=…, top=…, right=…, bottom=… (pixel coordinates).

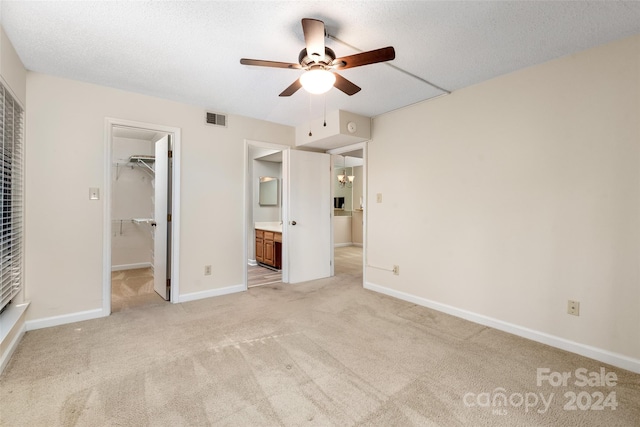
left=333, top=73, right=361, bottom=96
left=332, top=46, right=395, bottom=70
left=240, top=58, right=301, bottom=69
left=302, top=18, right=325, bottom=61
left=279, top=78, right=302, bottom=97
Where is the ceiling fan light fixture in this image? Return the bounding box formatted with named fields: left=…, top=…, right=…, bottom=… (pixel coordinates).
left=300, top=69, right=336, bottom=94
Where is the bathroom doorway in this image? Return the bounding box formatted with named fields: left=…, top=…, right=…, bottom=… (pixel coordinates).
left=248, top=146, right=284, bottom=287
left=246, top=143, right=285, bottom=288
left=244, top=140, right=332, bottom=289
left=104, top=119, right=181, bottom=314
left=328, top=143, right=366, bottom=281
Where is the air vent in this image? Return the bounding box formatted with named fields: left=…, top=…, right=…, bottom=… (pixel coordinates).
left=206, top=111, right=227, bottom=127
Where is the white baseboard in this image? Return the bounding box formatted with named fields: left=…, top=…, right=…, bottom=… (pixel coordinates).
left=334, top=242, right=353, bottom=248
left=178, top=284, right=245, bottom=303
left=352, top=242, right=363, bottom=247
left=248, top=259, right=258, bottom=267
left=26, top=308, right=107, bottom=331
left=0, top=302, right=29, bottom=374
left=365, top=281, right=640, bottom=374
left=111, top=262, right=152, bottom=272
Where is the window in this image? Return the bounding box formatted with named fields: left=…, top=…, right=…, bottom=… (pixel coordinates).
left=0, top=83, right=24, bottom=313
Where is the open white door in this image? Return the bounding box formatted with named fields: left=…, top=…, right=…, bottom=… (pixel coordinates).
left=287, top=150, right=331, bottom=283
left=153, top=135, right=170, bottom=299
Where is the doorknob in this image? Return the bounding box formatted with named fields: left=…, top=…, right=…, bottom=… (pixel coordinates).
left=290, top=221, right=297, bottom=226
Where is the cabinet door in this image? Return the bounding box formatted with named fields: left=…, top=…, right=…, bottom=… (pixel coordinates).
left=264, top=240, right=274, bottom=265
left=256, top=237, right=264, bottom=263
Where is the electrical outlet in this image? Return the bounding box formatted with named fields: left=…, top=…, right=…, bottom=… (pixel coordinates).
left=567, top=300, right=580, bottom=316
left=376, top=193, right=383, bottom=203
left=204, top=265, right=212, bottom=276
left=393, top=265, right=399, bottom=275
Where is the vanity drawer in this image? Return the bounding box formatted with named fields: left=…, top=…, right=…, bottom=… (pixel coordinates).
left=263, top=231, right=274, bottom=241
left=274, top=232, right=282, bottom=243
left=256, top=229, right=264, bottom=238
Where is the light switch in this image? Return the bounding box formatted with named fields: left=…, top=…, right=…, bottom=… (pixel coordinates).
left=89, top=187, right=100, bottom=200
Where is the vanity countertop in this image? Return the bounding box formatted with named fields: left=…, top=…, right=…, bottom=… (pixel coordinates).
left=255, top=222, right=282, bottom=233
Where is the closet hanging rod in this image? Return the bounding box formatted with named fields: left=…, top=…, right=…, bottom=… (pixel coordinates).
left=112, top=218, right=154, bottom=235
left=114, top=155, right=155, bottom=179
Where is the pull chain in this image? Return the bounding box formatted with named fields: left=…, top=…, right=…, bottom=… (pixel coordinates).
left=323, top=94, right=327, bottom=127
left=308, top=93, right=313, bottom=137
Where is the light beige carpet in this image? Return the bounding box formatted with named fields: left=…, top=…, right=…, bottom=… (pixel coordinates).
left=1, top=247, right=638, bottom=426
left=111, top=267, right=165, bottom=313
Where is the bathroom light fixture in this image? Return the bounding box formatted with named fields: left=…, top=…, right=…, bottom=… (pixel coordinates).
left=337, top=172, right=355, bottom=188
left=300, top=68, right=336, bottom=94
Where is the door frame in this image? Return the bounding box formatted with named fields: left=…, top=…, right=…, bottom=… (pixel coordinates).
left=243, top=140, right=291, bottom=288
left=103, top=118, right=182, bottom=314
left=326, top=141, right=368, bottom=285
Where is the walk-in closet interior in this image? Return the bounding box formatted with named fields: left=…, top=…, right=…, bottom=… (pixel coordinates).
left=111, top=127, right=167, bottom=311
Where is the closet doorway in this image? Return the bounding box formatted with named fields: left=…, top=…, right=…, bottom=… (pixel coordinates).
left=104, top=119, right=181, bottom=314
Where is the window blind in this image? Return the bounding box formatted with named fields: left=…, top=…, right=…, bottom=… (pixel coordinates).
left=0, top=83, right=24, bottom=313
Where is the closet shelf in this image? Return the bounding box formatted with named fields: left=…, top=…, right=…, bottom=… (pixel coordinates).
left=129, top=155, right=155, bottom=173
left=112, top=218, right=155, bottom=235
left=132, top=218, right=154, bottom=225
left=114, top=155, right=155, bottom=179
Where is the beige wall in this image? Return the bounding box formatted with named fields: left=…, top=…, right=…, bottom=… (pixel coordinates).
left=0, top=26, right=26, bottom=105
left=333, top=216, right=352, bottom=246
left=351, top=210, right=363, bottom=246
left=367, top=34, right=640, bottom=363
left=25, top=72, right=294, bottom=320
left=351, top=165, right=364, bottom=245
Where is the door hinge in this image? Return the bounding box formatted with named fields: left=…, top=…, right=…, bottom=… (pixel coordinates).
left=167, top=213, right=172, bottom=222
left=168, top=150, right=173, bottom=158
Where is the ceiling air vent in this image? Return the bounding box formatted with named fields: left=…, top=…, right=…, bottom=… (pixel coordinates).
left=206, top=111, right=227, bottom=127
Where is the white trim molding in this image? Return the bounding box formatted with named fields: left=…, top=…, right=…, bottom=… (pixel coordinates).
left=364, top=281, right=640, bottom=374
left=243, top=139, right=292, bottom=290
left=334, top=242, right=353, bottom=248
left=178, top=284, right=245, bottom=303
left=111, top=262, right=152, bottom=272
left=104, top=118, right=182, bottom=315
left=25, top=308, right=106, bottom=331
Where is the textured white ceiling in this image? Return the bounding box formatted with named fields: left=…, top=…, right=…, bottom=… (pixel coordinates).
left=2, top=1, right=640, bottom=127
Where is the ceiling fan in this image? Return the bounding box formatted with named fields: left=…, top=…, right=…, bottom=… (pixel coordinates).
left=240, top=18, right=395, bottom=97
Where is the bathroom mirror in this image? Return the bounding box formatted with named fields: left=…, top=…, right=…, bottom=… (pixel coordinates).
left=259, top=177, right=278, bottom=206
left=334, top=166, right=353, bottom=216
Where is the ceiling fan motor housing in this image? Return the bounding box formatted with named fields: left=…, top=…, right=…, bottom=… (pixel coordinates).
left=298, top=47, right=338, bottom=69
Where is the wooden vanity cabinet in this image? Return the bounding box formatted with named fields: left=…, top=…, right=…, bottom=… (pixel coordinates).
left=255, top=229, right=282, bottom=269
left=255, top=229, right=264, bottom=264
